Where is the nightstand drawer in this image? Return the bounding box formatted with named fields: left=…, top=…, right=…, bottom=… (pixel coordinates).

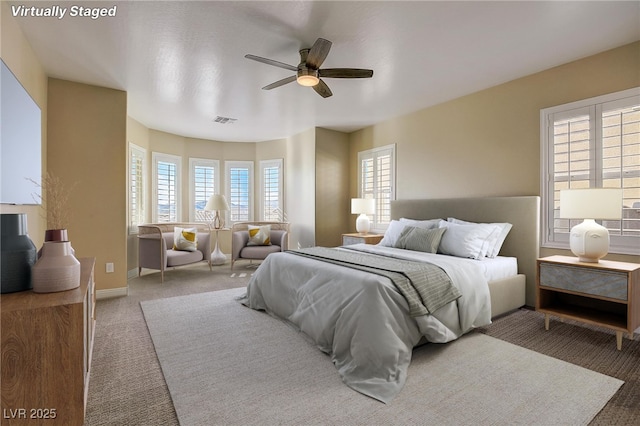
left=539, top=262, right=628, bottom=301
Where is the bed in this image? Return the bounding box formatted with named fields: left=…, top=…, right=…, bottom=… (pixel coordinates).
left=238, top=196, right=540, bottom=403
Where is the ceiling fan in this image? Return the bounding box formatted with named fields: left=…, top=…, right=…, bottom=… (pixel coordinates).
left=245, top=38, right=373, bottom=98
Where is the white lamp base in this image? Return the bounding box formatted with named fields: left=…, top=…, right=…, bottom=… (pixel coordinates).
left=355, top=213, right=371, bottom=234
left=570, top=219, right=610, bottom=263
left=211, top=241, right=226, bottom=266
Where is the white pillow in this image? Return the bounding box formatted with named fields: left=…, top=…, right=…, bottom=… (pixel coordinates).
left=173, top=227, right=198, bottom=252
left=399, top=217, right=441, bottom=230
left=437, top=220, right=497, bottom=260
left=247, top=225, right=271, bottom=246
left=378, top=220, right=407, bottom=247
left=448, top=218, right=512, bottom=258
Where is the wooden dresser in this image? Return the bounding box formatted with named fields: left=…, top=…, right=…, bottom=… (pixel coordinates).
left=1, top=258, right=96, bottom=425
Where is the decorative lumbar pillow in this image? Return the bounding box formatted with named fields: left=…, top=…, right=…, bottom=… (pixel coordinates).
left=399, top=217, right=441, bottom=230
left=173, top=227, right=198, bottom=252
left=394, top=226, right=446, bottom=253
left=247, top=225, right=271, bottom=246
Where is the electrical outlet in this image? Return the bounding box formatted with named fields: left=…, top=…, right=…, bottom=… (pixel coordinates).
left=106, top=262, right=114, bottom=273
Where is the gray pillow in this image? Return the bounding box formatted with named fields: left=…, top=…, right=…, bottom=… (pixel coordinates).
left=394, top=226, right=446, bottom=253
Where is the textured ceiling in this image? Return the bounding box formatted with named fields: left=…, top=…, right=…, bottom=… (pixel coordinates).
left=11, top=1, right=640, bottom=142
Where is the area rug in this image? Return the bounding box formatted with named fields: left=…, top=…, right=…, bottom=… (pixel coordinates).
left=141, top=288, right=623, bottom=426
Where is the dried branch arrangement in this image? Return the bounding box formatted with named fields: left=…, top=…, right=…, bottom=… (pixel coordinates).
left=27, top=173, right=77, bottom=230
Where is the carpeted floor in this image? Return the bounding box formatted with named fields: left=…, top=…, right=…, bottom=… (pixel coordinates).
left=86, top=263, right=640, bottom=425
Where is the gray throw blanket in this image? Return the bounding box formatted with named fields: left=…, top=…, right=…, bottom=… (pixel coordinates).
left=287, top=247, right=461, bottom=316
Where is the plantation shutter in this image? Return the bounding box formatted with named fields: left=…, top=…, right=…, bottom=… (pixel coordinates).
left=129, top=144, right=145, bottom=232
left=193, top=164, right=216, bottom=221
left=358, top=144, right=395, bottom=230
left=157, top=160, right=178, bottom=222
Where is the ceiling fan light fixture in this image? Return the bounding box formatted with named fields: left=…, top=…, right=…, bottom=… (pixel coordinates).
left=297, top=75, right=319, bottom=86
left=296, top=68, right=319, bottom=87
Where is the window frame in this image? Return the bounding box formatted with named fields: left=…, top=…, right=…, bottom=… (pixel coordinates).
left=152, top=152, right=182, bottom=223
left=540, top=87, right=640, bottom=255
left=225, top=160, right=254, bottom=224
left=128, top=143, right=147, bottom=234
left=189, top=158, right=220, bottom=223
left=259, top=159, right=284, bottom=221
left=357, top=144, right=396, bottom=233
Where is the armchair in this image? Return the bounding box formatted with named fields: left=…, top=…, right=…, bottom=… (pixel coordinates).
left=231, top=222, right=290, bottom=270
left=138, top=223, right=212, bottom=282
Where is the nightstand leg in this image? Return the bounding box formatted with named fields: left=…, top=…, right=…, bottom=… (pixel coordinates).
left=616, top=332, right=623, bottom=351
left=544, top=314, right=550, bottom=331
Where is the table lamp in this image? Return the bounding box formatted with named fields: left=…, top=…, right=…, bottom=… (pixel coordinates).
left=205, top=194, right=230, bottom=230
left=560, top=188, right=622, bottom=263
left=351, top=198, right=375, bottom=234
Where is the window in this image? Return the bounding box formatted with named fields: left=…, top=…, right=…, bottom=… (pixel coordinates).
left=128, top=143, right=146, bottom=233
left=541, top=87, right=639, bottom=255
left=358, top=144, right=396, bottom=231
left=152, top=152, right=181, bottom=222
left=225, top=161, right=253, bottom=222
left=259, top=159, right=284, bottom=221
left=189, top=158, right=219, bottom=222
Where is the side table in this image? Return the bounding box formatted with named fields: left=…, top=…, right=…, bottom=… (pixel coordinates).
left=536, top=255, right=640, bottom=350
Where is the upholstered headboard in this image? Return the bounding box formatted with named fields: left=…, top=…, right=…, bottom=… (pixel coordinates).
left=391, top=196, right=540, bottom=306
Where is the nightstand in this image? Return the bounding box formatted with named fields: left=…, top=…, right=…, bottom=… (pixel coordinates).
left=342, top=233, right=383, bottom=245
left=536, top=255, right=640, bottom=350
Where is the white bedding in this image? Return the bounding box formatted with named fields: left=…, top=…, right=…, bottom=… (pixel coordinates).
left=238, top=244, right=492, bottom=403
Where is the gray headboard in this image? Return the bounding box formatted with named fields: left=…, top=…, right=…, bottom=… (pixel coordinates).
left=391, top=196, right=540, bottom=306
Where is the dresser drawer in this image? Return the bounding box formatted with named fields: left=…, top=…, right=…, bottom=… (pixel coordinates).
left=539, top=262, right=628, bottom=301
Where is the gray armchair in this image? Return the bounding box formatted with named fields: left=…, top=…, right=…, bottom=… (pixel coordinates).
left=138, top=223, right=212, bottom=282
left=231, top=222, right=290, bottom=270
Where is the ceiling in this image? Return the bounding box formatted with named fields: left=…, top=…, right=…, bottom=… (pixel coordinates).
left=11, top=1, right=640, bottom=142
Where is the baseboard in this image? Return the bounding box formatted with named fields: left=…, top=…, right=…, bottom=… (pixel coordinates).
left=127, top=268, right=139, bottom=279
left=96, top=286, right=128, bottom=300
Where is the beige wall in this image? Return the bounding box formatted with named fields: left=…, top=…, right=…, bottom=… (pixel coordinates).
left=350, top=41, right=640, bottom=263
left=286, top=128, right=317, bottom=249
left=315, top=128, right=350, bottom=247
left=48, top=78, right=128, bottom=291
left=0, top=2, right=48, bottom=248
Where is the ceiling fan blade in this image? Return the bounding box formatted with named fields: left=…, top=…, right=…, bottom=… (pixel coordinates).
left=245, top=54, right=298, bottom=72
left=262, top=75, right=297, bottom=90
left=306, top=38, right=332, bottom=69
left=313, top=79, right=333, bottom=98
left=319, top=68, right=374, bottom=79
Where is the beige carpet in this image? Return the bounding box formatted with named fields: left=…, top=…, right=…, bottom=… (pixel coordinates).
left=141, top=287, right=623, bottom=426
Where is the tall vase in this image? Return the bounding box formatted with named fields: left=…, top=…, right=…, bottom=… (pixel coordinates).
left=0, top=213, right=37, bottom=293
left=32, top=241, right=80, bottom=293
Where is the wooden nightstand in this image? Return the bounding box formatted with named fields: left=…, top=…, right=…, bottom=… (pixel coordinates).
left=342, top=233, right=383, bottom=245
left=536, top=255, right=640, bottom=350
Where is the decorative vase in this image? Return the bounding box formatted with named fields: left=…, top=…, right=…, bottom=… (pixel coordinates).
left=32, top=241, right=80, bottom=293
left=38, top=228, right=74, bottom=258
left=0, top=213, right=37, bottom=293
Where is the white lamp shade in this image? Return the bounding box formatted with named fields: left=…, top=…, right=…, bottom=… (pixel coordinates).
left=559, top=188, right=622, bottom=263
left=559, top=189, right=622, bottom=220
left=205, top=194, right=230, bottom=212
left=351, top=198, right=375, bottom=215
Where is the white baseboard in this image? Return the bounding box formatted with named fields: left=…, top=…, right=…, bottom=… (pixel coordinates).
left=127, top=268, right=139, bottom=279
left=96, top=287, right=128, bottom=300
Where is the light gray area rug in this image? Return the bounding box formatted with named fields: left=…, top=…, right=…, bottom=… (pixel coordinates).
left=141, top=288, right=622, bottom=426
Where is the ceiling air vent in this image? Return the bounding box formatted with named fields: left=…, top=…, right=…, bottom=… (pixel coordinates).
left=213, top=116, right=237, bottom=124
